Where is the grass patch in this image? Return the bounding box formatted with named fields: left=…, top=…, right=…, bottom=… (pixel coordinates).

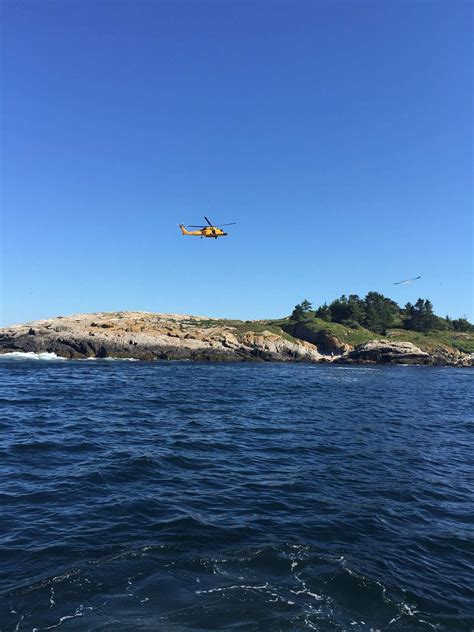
left=187, top=318, right=299, bottom=343
left=386, top=329, right=474, bottom=354
left=277, top=316, right=376, bottom=347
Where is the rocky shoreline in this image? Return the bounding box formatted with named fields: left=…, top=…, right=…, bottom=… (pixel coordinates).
left=0, top=312, right=472, bottom=366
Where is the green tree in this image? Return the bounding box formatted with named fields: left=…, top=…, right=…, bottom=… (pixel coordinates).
left=291, top=303, right=305, bottom=320
left=328, top=294, right=366, bottom=325
left=445, top=315, right=454, bottom=330
left=363, top=292, right=399, bottom=334
left=327, top=292, right=398, bottom=331
left=404, top=299, right=437, bottom=332
left=328, top=295, right=350, bottom=323
left=315, top=303, right=331, bottom=321
left=452, top=317, right=474, bottom=332
left=300, top=299, right=313, bottom=312
left=347, top=294, right=366, bottom=324
left=432, top=316, right=449, bottom=331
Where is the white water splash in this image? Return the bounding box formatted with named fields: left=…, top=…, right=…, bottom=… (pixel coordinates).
left=82, top=356, right=139, bottom=361
left=0, top=352, right=140, bottom=361
left=0, top=351, right=67, bottom=361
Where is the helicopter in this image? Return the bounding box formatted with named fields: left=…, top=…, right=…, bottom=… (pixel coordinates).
left=179, top=216, right=236, bottom=239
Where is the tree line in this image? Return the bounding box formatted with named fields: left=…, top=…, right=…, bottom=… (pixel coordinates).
left=291, top=293, right=474, bottom=335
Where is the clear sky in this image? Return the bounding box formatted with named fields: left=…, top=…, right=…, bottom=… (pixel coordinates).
left=1, top=0, right=472, bottom=326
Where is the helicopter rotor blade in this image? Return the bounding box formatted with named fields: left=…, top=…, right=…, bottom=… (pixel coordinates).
left=186, top=219, right=236, bottom=228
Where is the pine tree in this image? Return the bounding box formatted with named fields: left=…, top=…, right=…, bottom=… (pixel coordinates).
left=315, top=303, right=331, bottom=321
left=452, top=317, right=474, bottom=332
left=404, top=299, right=437, bottom=332
left=363, top=292, right=398, bottom=334
left=328, top=295, right=350, bottom=323
left=291, top=303, right=305, bottom=320
left=347, top=294, right=366, bottom=324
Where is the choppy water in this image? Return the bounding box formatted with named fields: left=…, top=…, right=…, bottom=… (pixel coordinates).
left=0, top=358, right=473, bottom=631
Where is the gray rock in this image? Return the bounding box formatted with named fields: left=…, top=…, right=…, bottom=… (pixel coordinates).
left=346, top=339, right=431, bottom=364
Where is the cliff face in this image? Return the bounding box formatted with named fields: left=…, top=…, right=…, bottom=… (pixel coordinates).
left=0, top=312, right=324, bottom=362
left=0, top=312, right=472, bottom=365
left=282, top=322, right=353, bottom=354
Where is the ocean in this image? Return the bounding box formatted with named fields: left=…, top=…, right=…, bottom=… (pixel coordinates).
left=0, top=357, right=472, bottom=631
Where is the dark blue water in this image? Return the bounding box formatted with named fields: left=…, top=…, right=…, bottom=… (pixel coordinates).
left=0, top=359, right=473, bottom=631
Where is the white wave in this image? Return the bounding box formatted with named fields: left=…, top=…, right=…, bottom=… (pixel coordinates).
left=0, top=352, right=141, bottom=362
left=0, top=351, right=67, bottom=361
left=81, top=357, right=140, bottom=362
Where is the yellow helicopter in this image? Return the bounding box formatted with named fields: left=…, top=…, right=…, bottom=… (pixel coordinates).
left=179, top=216, right=236, bottom=239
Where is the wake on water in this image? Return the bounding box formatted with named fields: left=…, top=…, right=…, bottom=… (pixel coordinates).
left=4, top=543, right=434, bottom=632
left=1, top=360, right=472, bottom=630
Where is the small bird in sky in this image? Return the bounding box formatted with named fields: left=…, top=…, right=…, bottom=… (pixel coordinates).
left=393, top=276, right=421, bottom=285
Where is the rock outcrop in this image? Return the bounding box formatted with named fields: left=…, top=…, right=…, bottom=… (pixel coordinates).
left=343, top=340, right=430, bottom=364
left=281, top=322, right=353, bottom=354
left=342, top=339, right=473, bottom=366
left=0, top=312, right=324, bottom=362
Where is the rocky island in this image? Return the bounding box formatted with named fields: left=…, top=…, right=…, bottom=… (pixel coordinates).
left=0, top=311, right=472, bottom=366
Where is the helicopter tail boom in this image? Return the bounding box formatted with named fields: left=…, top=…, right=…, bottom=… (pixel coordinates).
left=179, top=224, right=193, bottom=235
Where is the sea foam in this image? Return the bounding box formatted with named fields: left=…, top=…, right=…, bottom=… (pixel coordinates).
left=0, top=352, right=140, bottom=361
left=0, top=351, right=67, bottom=361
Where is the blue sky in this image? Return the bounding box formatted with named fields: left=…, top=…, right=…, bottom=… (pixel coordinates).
left=1, top=1, right=472, bottom=325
